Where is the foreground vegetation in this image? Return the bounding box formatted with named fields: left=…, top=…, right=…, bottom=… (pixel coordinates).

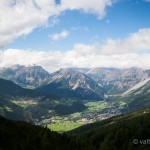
left=0, top=116, right=83, bottom=150
left=0, top=108, right=150, bottom=150
left=69, top=108, right=150, bottom=150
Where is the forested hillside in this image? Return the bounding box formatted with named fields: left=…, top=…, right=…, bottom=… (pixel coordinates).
left=69, top=108, right=150, bottom=150
left=0, top=116, right=83, bottom=150
left=0, top=108, right=150, bottom=150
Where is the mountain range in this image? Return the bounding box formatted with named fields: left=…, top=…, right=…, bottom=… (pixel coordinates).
left=37, top=68, right=104, bottom=100
left=1, top=65, right=149, bottom=100
left=0, top=64, right=150, bottom=124
left=86, top=67, right=149, bottom=94
left=0, top=65, right=50, bottom=88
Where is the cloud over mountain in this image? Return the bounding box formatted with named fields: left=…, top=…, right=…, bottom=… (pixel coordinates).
left=1, top=28, right=150, bottom=72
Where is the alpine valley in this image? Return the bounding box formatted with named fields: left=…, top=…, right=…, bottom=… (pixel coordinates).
left=0, top=64, right=150, bottom=132
left=1, top=1, right=150, bottom=149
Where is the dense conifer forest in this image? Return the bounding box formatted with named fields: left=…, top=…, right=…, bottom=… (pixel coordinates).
left=0, top=108, right=150, bottom=150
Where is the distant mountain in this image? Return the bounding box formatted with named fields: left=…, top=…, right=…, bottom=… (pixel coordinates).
left=145, top=69, right=150, bottom=76
left=0, top=65, right=50, bottom=88
left=0, top=65, right=149, bottom=98
left=119, top=77, right=150, bottom=113
left=86, top=67, right=150, bottom=113
left=37, top=68, right=104, bottom=100
left=1, top=65, right=149, bottom=95
left=87, top=67, right=149, bottom=95
left=122, top=77, right=150, bottom=96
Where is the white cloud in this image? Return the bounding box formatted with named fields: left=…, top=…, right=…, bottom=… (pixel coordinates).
left=0, top=1, right=149, bottom=71
left=0, top=0, right=60, bottom=48
left=0, top=0, right=114, bottom=48
left=0, top=49, right=149, bottom=72
left=60, top=0, right=113, bottom=18
left=73, top=28, right=150, bottom=55
left=102, top=28, right=150, bottom=54
left=0, top=28, right=150, bottom=72
left=49, top=30, right=70, bottom=40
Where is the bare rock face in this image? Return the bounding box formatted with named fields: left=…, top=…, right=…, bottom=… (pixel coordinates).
left=86, top=67, right=149, bottom=94
left=0, top=65, right=50, bottom=88
left=37, top=68, right=104, bottom=100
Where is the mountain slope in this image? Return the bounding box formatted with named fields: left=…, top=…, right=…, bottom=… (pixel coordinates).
left=69, top=108, right=150, bottom=150
left=0, top=78, right=55, bottom=121
left=118, top=79, right=150, bottom=113
left=122, top=77, right=150, bottom=96
left=0, top=116, right=84, bottom=150
left=37, top=68, right=104, bottom=100
left=0, top=65, right=50, bottom=88
left=0, top=78, right=86, bottom=122
left=1, top=108, right=150, bottom=150
left=0, top=78, right=38, bottom=97
left=87, top=67, right=149, bottom=94
left=0, top=78, right=58, bottom=99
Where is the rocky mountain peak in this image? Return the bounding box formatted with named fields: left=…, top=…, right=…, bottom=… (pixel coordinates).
left=58, top=68, right=77, bottom=75
left=0, top=64, right=50, bottom=88
left=10, top=64, right=25, bottom=71
left=38, top=68, right=104, bottom=100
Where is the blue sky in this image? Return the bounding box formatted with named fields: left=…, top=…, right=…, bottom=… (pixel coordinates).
left=5, top=0, right=150, bottom=51
left=0, top=0, right=150, bottom=71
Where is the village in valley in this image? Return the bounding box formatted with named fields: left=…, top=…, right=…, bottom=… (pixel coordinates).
left=37, top=101, right=123, bottom=131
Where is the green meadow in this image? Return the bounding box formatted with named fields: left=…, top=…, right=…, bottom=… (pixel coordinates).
left=48, top=122, right=84, bottom=132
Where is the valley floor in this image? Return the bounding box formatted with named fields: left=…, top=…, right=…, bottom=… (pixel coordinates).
left=41, top=100, right=122, bottom=132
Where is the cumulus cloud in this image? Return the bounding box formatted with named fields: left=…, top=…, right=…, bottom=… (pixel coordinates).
left=0, top=28, right=150, bottom=72
left=49, top=30, right=70, bottom=40
left=0, top=0, right=114, bottom=48
left=0, top=49, right=149, bottom=72
left=0, top=1, right=149, bottom=71
left=73, top=28, right=150, bottom=55
left=0, top=0, right=60, bottom=48
left=60, top=0, right=113, bottom=18
left=101, top=28, right=150, bottom=54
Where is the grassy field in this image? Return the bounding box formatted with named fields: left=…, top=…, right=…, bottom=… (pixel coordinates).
left=48, top=122, right=84, bottom=132
left=4, top=106, right=13, bottom=112
left=85, top=101, right=111, bottom=112
left=48, top=101, right=112, bottom=131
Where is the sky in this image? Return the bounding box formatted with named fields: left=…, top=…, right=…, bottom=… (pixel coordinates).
left=0, top=0, right=150, bottom=72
